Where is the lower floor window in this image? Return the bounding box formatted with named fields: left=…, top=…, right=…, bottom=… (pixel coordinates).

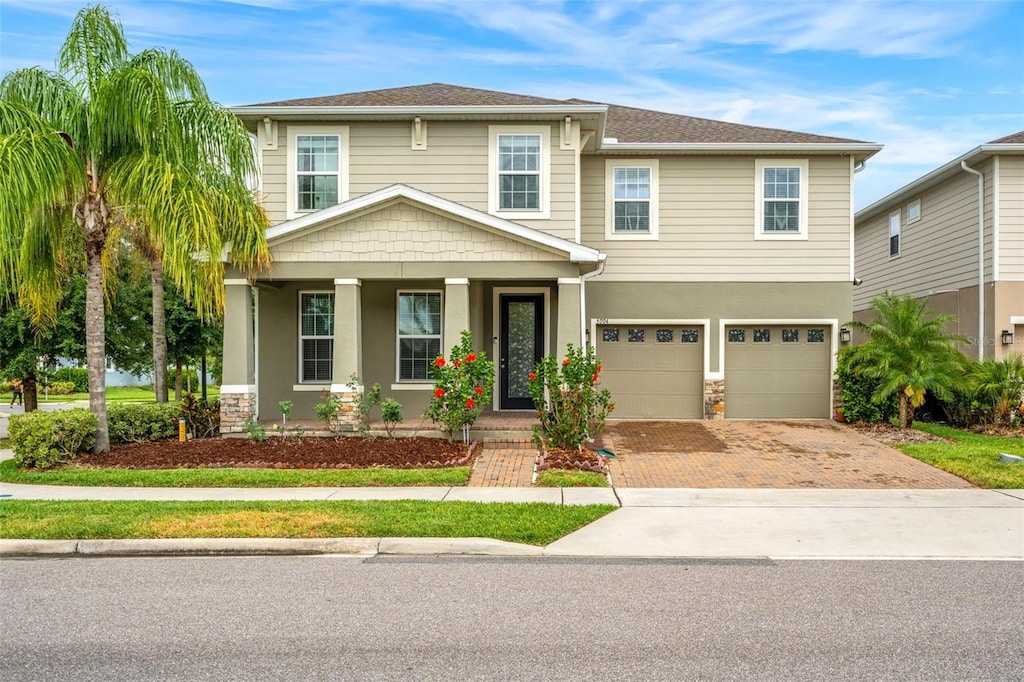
left=300, top=292, right=334, bottom=382
left=398, top=291, right=442, bottom=381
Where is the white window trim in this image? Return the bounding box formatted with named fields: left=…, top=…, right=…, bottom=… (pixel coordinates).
left=395, top=289, right=444, bottom=384
left=888, top=210, right=902, bottom=259
left=907, top=198, right=922, bottom=223
left=286, top=125, right=350, bottom=220
left=754, top=159, right=809, bottom=241
left=605, top=159, right=659, bottom=241
left=488, top=124, right=550, bottom=220
left=297, top=290, right=334, bottom=385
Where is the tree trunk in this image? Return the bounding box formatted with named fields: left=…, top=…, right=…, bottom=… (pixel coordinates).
left=899, top=391, right=913, bottom=429
left=23, top=374, right=37, bottom=413
left=175, top=358, right=183, bottom=402
left=81, top=193, right=110, bottom=454
left=150, top=257, right=168, bottom=403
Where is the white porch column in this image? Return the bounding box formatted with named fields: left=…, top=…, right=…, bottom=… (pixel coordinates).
left=444, top=278, right=471, bottom=355
left=329, top=278, right=362, bottom=431
left=556, top=277, right=582, bottom=357
left=220, top=279, right=256, bottom=433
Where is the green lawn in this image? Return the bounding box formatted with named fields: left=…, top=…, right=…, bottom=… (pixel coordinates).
left=535, top=468, right=609, bottom=487
left=3, top=385, right=221, bottom=405
left=0, top=459, right=470, bottom=487
left=0, top=499, right=616, bottom=545
left=899, top=423, right=1024, bottom=488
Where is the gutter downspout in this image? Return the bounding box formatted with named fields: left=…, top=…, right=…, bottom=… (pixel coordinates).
left=579, top=256, right=607, bottom=348
left=961, top=161, right=985, bottom=359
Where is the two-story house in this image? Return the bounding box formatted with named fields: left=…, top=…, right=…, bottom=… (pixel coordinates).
left=219, top=83, right=881, bottom=431
left=854, top=132, right=1024, bottom=360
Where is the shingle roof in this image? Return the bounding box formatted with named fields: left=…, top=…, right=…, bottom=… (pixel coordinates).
left=989, top=130, right=1024, bottom=144
left=243, top=83, right=871, bottom=145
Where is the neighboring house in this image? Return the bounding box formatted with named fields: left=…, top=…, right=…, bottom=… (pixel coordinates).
left=854, top=132, right=1024, bottom=361
left=220, top=83, right=881, bottom=431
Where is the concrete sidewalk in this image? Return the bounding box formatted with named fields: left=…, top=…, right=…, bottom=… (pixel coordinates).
left=2, top=478, right=1022, bottom=560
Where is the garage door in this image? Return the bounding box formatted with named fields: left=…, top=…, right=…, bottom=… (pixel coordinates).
left=725, top=325, right=831, bottom=418
left=596, top=324, right=704, bottom=418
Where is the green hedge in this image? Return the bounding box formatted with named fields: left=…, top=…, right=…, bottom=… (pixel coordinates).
left=53, top=367, right=90, bottom=392
left=835, top=347, right=897, bottom=423
left=48, top=381, right=78, bottom=395
left=108, top=403, right=180, bottom=444
left=8, top=409, right=98, bottom=469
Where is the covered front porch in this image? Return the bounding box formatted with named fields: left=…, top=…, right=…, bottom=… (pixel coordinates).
left=219, top=184, right=604, bottom=433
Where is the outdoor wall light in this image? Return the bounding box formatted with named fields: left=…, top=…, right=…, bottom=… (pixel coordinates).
left=1001, top=329, right=1014, bottom=345
left=839, top=327, right=852, bottom=343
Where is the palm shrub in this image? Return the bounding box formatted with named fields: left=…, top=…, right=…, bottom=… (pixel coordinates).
left=0, top=5, right=269, bottom=452
left=425, top=331, right=494, bottom=442
left=965, top=353, right=1024, bottom=426
left=527, top=344, right=614, bottom=450
left=846, top=292, right=966, bottom=428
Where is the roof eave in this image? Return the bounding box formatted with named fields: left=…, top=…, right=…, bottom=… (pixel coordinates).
left=231, top=104, right=609, bottom=119
left=598, top=142, right=882, bottom=159
left=855, top=143, right=1023, bottom=222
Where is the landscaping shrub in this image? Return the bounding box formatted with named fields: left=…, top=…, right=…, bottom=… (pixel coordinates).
left=53, top=367, right=89, bottom=392
left=47, top=381, right=78, bottom=395
left=941, top=353, right=1024, bottom=427
left=107, top=403, right=180, bottom=444
left=834, top=347, right=896, bottom=423
left=425, top=331, right=494, bottom=441
left=527, top=344, right=613, bottom=450
left=180, top=393, right=220, bottom=439
left=9, top=409, right=97, bottom=469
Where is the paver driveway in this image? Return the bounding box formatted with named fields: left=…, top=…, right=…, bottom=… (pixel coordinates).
left=600, top=420, right=975, bottom=489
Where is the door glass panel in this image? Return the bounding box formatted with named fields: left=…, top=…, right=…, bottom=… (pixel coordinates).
left=507, top=301, right=536, bottom=400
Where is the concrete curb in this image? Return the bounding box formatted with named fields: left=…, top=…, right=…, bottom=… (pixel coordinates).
left=377, top=537, right=543, bottom=556
left=0, top=537, right=379, bottom=557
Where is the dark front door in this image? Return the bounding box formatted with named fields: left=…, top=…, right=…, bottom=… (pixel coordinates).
left=499, top=294, right=544, bottom=410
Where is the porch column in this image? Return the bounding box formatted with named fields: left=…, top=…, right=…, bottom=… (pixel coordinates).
left=220, top=279, right=256, bottom=434
left=330, top=278, right=362, bottom=431
left=444, top=278, right=471, bottom=354
left=556, top=277, right=582, bottom=358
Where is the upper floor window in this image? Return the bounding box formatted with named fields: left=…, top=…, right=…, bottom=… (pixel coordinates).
left=397, top=291, right=442, bottom=382
left=907, top=199, right=921, bottom=223
left=488, top=125, right=550, bottom=219
left=754, top=159, right=808, bottom=240
left=889, top=210, right=901, bottom=258
left=286, top=125, right=349, bottom=219
left=299, top=292, right=334, bottom=383
left=605, top=159, right=659, bottom=240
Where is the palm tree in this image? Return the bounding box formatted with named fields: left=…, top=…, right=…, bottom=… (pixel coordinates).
left=970, top=353, right=1024, bottom=426
left=847, top=292, right=966, bottom=428
left=0, top=5, right=269, bottom=451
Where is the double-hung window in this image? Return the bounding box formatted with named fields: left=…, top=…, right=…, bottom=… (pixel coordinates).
left=299, top=292, right=334, bottom=383
left=754, top=159, right=808, bottom=240
left=488, top=125, right=550, bottom=219
left=606, top=160, right=659, bottom=239
left=287, top=126, right=349, bottom=218
left=889, top=210, right=901, bottom=257
left=397, top=292, right=442, bottom=382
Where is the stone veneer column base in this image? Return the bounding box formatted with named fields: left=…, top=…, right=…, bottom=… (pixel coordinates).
left=330, top=387, right=363, bottom=432
left=220, top=391, right=256, bottom=434
left=832, top=379, right=844, bottom=421
left=703, top=379, right=725, bottom=420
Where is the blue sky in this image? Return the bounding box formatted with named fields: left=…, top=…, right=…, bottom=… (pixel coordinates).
left=1, top=0, right=1022, bottom=209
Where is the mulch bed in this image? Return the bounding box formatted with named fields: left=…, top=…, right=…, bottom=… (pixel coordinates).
left=75, top=436, right=475, bottom=470
left=846, top=422, right=952, bottom=445
left=537, top=446, right=607, bottom=474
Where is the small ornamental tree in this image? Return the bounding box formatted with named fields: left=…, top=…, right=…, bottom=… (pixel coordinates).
left=425, top=331, right=494, bottom=441
left=527, top=344, right=613, bottom=451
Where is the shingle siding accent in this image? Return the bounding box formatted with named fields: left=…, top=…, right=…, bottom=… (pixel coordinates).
left=270, top=204, right=563, bottom=263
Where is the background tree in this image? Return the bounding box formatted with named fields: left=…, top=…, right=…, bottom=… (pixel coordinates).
left=846, top=292, right=966, bottom=428
left=164, top=282, right=222, bottom=401
left=0, top=5, right=269, bottom=451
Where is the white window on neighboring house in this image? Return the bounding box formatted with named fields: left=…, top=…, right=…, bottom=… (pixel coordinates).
left=299, top=292, right=334, bottom=383
left=488, top=125, right=550, bottom=219
left=286, top=126, right=349, bottom=218
left=606, top=160, right=659, bottom=240
left=889, top=210, right=901, bottom=257
left=907, top=199, right=921, bottom=223
left=754, top=159, right=809, bottom=240
left=396, top=291, right=442, bottom=382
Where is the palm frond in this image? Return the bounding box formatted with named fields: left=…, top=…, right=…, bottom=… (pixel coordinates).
left=58, top=4, right=129, bottom=98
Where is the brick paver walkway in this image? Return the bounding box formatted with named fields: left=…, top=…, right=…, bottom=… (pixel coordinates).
left=467, top=441, right=535, bottom=487
left=601, top=420, right=975, bottom=489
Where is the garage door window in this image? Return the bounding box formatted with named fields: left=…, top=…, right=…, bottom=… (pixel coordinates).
left=602, top=328, right=619, bottom=342
left=808, top=329, right=825, bottom=343
left=681, top=330, right=699, bottom=343
left=728, top=329, right=745, bottom=343
left=783, top=328, right=799, bottom=343
left=628, top=328, right=645, bottom=343
left=754, top=328, right=770, bottom=343
left=656, top=329, right=673, bottom=343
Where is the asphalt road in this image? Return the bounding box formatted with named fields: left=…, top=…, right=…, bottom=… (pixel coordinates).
left=1, top=556, right=1021, bottom=681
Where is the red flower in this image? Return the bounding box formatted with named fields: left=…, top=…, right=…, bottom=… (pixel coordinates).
left=466, top=354, right=476, bottom=363
left=597, top=364, right=602, bottom=373
left=465, top=398, right=475, bottom=408
left=592, top=374, right=599, bottom=382
left=474, top=386, right=484, bottom=395
left=562, top=358, right=570, bottom=366
left=434, top=357, right=446, bottom=367
left=453, top=359, right=461, bottom=367
left=528, top=372, right=536, bottom=381
left=434, top=387, right=445, bottom=398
